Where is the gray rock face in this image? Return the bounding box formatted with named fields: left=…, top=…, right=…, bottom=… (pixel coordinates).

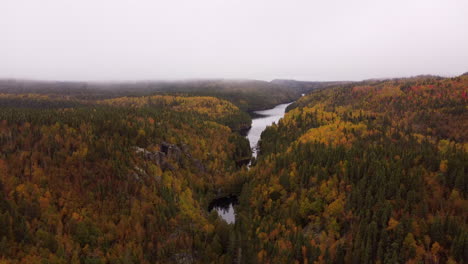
left=133, top=143, right=205, bottom=173
left=134, top=147, right=164, bottom=165
left=161, top=142, right=182, bottom=162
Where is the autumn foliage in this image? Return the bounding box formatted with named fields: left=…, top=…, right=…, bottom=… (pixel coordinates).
left=0, top=74, right=467, bottom=263
left=0, top=95, right=251, bottom=263
left=234, top=74, right=467, bottom=263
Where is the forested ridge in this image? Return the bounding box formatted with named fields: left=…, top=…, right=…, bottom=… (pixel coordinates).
left=0, top=95, right=252, bottom=263
left=0, top=74, right=467, bottom=263
left=233, top=74, right=467, bottom=263
left=0, top=79, right=331, bottom=112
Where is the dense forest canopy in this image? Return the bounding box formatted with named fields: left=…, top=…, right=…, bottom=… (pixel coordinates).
left=0, top=74, right=466, bottom=263
left=0, top=93, right=255, bottom=263
left=236, top=74, right=467, bottom=264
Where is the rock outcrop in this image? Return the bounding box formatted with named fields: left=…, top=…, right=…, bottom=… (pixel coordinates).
left=133, top=142, right=206, bottom=173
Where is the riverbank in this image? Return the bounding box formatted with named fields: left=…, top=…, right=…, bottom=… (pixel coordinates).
left=209, top=101, right=293, bottom=223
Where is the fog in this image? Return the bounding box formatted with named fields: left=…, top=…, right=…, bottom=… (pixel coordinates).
left=2, top=0, right=467, bottom=81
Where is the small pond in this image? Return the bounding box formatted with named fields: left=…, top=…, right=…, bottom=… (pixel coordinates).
left=208, top=196, right=238, bottom=224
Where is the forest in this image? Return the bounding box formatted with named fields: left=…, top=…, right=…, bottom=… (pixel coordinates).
left=234, top=74, right=468, bottom=264
left=0, top=92, right=256, bottom=263
left=0, top=74, right=467, bottom=263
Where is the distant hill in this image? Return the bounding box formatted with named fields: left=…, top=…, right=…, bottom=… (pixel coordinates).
left=0, top=79, right=315, bottom=111
left=270, top=79, right=350, bottom=93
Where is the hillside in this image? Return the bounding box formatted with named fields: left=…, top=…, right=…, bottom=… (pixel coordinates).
left=0, top=95, right=251, bottom=263
left=234, top=74, right=468, bottom=263
left=0, top=74, right=466, bottom=263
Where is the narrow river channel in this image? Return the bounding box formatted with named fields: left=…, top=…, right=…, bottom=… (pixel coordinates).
left=209, top=102, right=293, bottom=224
left=246, top=102, right=293, bottom=158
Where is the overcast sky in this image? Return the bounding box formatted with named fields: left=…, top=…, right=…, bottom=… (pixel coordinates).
left=2, top=0, right=468, bottom=81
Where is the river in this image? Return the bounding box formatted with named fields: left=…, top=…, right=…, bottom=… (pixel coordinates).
left=247, top=102, right=293, bottom=158
left=209, top=102, right=293, bottom=224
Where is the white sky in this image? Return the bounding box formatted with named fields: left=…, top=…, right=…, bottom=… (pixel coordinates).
left=1, top=0, right=468, bottom=81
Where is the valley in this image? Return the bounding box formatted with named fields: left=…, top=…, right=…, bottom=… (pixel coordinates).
left=0, top=75, right=466, bottom=263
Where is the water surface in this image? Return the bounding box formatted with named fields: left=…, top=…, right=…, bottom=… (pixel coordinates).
left=209, top=102, right=292, bottom=224
left=247, top=102, right=293, bottom=157
left=208, top=196, right=238, bottom=224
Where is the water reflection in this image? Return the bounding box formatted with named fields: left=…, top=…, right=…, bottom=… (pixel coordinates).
left=247, top=102, right=293, bottom=157
left=208, top=196, right=238, bottom=224
left=209, top=102, right=292, bottom=223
